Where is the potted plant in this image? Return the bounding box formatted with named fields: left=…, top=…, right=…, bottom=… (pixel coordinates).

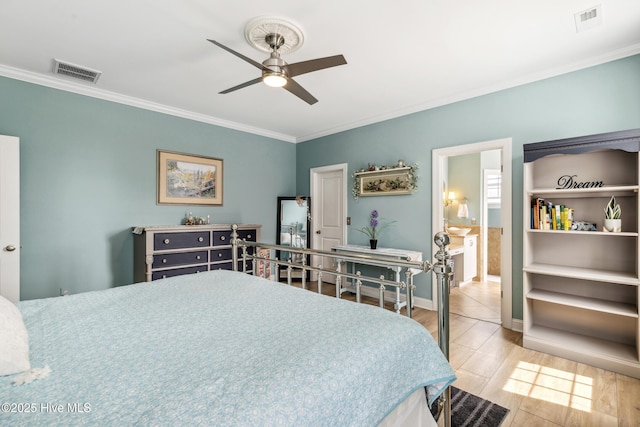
left=603, top=196, right=622, bottom=232
left=355, top=210, right=396, bottom=249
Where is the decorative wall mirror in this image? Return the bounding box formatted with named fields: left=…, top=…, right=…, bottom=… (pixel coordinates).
left=276, top=196, right=311, bottom=280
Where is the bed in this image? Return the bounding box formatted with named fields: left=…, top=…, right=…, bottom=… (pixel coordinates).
left=1, top=269, right=455, bottom=426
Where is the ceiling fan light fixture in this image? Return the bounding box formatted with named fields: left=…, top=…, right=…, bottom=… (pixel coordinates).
left=263, top=72, right=287, bottom=87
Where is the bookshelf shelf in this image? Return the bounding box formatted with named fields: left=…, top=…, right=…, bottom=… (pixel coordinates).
left=526, top=229, right=638, bottom=237
left=527, top=185, right=638, bottom=198
left=523, top=128, right=640, bottom=379
left=525, top=325, right=638, bottom=365
left=524, top=263, right=639, bottom=286
left=527, top=289, right=638, bottom=318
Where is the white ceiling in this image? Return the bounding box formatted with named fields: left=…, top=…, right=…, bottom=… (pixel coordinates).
left=1, top=1, right=639, bottom=143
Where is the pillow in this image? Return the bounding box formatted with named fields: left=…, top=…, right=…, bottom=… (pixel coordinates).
left=0, top=295, right=31, bottom=376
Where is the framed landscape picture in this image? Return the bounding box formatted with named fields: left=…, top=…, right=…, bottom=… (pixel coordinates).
left=157, top=150, right=223, bottom=205
left=356, top=168, right=414, bottom=197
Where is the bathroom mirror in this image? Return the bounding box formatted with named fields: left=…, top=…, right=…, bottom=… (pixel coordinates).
left=276, top=196, right=311, bottom=280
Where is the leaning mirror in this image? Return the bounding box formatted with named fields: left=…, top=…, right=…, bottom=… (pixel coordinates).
left=276, top=196, right=311, bottom=280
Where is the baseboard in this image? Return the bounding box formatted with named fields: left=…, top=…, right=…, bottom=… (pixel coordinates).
left=344, top=285, right=523, bottom=333
left=511, top=318, right=523, bottom=332
left=356, top=285, right=435, bottom=310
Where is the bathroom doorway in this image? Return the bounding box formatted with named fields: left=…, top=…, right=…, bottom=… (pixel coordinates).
left=432, top=138, right=513, bottom=329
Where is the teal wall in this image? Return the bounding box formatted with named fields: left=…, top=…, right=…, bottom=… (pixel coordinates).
left=0, top=77, right=296, bottom=300
left=4, top=54, right=640, bottom=311
left=447, top=153, right=480, bottom=226
left=296, top=54, right=640, bottom=319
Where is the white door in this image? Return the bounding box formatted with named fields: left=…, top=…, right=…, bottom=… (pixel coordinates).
left=310, top=164, right=347, bottom=283
left=0, top=135, right=20, bottom=302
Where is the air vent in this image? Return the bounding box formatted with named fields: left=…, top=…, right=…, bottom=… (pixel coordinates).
left=574, top=5, right=602, bottom=32
left=53, top=59, right=101, bottom=83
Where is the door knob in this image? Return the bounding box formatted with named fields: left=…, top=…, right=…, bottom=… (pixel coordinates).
left=316, top=230, right=321, bottom=234
left=4, top=245, right=16, bottom=252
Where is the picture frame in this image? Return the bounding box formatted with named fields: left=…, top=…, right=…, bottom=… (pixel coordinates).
left=355, top=167, right=414, bottom=197
left=157, top=150, right=223, bottom=205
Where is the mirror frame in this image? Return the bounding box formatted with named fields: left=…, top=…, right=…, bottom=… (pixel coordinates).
left=276, top=196, right=311, bottom=280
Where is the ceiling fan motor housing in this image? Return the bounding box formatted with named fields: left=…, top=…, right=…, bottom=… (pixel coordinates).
left=262, top=54, right=288, bottom=78
left=261, top=54, right=288, bottom=87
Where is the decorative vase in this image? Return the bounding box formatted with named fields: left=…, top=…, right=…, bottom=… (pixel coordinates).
left=370, top=239, right=378, bottom=250
left=603, top=218, right=622, bottom=232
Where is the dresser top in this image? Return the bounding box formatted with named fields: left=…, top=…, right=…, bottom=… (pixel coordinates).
left=132, top=224, right=261, bottom=234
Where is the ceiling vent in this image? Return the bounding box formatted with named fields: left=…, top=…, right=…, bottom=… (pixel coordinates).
left=574, top=5, right=603, bottom=32
left=53, top=59, right=101, bottom=83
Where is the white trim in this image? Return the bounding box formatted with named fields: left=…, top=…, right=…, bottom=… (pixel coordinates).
left=432, top=138, right=513, bottom=330
left=511, top=319, right=523, bottom=333
left=483, top=168, right=501, bottom=282
left=0, top=64, right=296, bottom=143
left=296, top=45, right=640, bottom=142
left=3, top=44, right=639, bottom=144
left=355, top=286, right=434, bottom=311
left=309, top=163, right=348, bottom=279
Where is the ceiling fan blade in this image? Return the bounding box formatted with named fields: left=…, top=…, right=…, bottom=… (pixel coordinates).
left=207, top=39, right=266, bottom=71
left=287, top=55, right=347, bottom=77
left=219, top=77, right=263, bottom=94
left=283, top=78, right=318, bottom=105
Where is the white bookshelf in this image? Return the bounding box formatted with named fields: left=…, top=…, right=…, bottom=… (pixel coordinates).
left=523, top=128, right=640, bottom=379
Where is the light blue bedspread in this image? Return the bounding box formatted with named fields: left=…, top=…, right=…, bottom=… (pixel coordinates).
left=1, top=270, right=455, bottom=426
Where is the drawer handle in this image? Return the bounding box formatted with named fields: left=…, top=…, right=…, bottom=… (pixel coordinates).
left=198, top=237, right=204, bottom=242
left=220, top=236, right=226, bottom=241
left=196, top=255, right=201, bottom=260
left=218, top=253, right=223, bottom=258
left=163, top=239, right=170, bottom=244
left=247, top=234, right=252, bottom=239
left=162, top=259, right=167, bottom=264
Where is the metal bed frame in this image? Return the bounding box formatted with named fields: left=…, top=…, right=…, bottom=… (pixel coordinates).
left=231, top=225, right=454, bottom=427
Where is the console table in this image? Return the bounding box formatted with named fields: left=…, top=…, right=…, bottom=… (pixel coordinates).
left=332, top=244, right=423, bottom=313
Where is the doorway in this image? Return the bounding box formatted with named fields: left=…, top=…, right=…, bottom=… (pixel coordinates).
left=432, top=138, right=513, bottom=329
left=309, top=163, right=348, bottom=283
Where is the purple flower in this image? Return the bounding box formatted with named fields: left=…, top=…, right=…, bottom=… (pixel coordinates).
left=355, top=209, right=395, bottom=240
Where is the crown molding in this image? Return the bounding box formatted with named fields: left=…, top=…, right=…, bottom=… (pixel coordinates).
left=3, top=43, right=639, bottom=145
left=296, top=45, right=640, bottom=142
left=0, top=64, right=296, bottom=143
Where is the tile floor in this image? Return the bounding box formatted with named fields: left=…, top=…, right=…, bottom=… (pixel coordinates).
left=422, top=313, right=640, bottom=427
left=450, top=276, right=501, bottom=324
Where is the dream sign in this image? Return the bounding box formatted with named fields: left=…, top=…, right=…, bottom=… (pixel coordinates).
left=556, top=175, right=604, bottom=189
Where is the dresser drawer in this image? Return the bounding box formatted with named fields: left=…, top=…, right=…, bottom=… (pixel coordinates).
left=237, top=229, right=257, bottom=241
left=210, top=261, right=233, bottom=271
left=154, top=231, right=210, bottom=250
left=237, top=260, right=254, bottom=272
left=212, top=231, right=232, bottom=246
left=210, top=248, right=232, bottom=262
left=210, top=261, right=253, bottom=271
left=152, top=265, right=207, bottom=280
left=153, top=251, right=208, bottom=268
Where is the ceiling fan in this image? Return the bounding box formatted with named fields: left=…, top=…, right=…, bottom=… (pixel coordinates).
left=207, top=33, right=346, bottom=105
